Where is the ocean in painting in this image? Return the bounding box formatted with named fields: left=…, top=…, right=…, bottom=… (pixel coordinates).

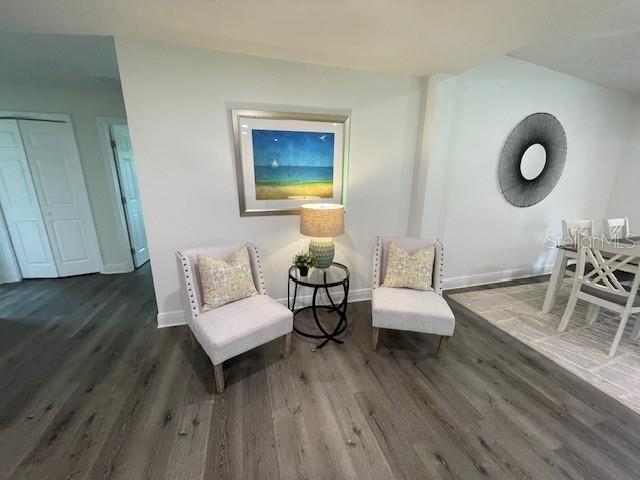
left=252, top=129, right=335, bottom=200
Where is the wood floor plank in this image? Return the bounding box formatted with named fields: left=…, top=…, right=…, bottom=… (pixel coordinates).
left=2, top=268, right=640, bottom=479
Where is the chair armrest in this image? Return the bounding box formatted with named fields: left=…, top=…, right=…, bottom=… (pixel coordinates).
left=433, top=240, right=444, bottom=296
left=372, top=237, right=382, bottom=289
left=176, top=251, right=201, bottom=323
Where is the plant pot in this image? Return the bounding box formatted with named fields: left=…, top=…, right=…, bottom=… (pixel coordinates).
left=298, top=266, right=309, bottom=277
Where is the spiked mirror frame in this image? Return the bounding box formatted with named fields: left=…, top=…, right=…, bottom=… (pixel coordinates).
left=498, top=113, right=567, bottom=208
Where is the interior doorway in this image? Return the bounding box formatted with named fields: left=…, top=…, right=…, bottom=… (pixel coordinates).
left=97, top=117, right=149, bottom=269
left=0, top=114, right=102, bottom=278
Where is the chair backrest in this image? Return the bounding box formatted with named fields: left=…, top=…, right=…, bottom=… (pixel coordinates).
left=561, top=219, right=594, bottom=245
left=603, top=217, right=630, bottom=241
left=372, top=236, right=444, bottom=295
left=575, top=237, right=640, bottom=306
left=176, top=242, right=266, bottom=321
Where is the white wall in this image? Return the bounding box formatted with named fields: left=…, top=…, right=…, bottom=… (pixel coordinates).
left=114, top=39, right=422, bottom=325
left=0, top=83, right=131, bottom=273
left=605, top=98, right=640, bottom=232
left=417, top=56, right=636, bottom=288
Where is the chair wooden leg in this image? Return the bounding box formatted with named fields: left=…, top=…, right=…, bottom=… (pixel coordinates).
left=436, top=336, right=450, bottom=357
left=189, top=329, right=198, bottom=351
left=213, top=364, right=225, bottom=394
left=371, top=327, right=380, bottom=351
left=557, top=284, right=580, bottom=332
left=632, top=318, right=640, bottom=341
left=586, top=304, right=600, bottom=326
left=542, top=251, right=569, bottom=313
left=609, top=312, right=631, bottom=357
left=283, top=333, right=291, bottom=358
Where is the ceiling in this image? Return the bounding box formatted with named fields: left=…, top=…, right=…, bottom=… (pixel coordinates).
left=512, top=0, right=640, bottom=94
left=0, top=0, right=623, bottom=76
left=0, top=33, right=120, bottom=89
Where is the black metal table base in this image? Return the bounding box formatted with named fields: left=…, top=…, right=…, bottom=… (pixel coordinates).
left=288, top=271, right=349, bottom=349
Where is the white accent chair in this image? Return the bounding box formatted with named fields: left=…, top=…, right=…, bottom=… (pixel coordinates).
left=176, top=243, right=293, bottom=394
left=603, top=217, right=630, bottom=240
left=371, top=236, right=455, bottom=355
left=557, top=237, right=640, bottom=357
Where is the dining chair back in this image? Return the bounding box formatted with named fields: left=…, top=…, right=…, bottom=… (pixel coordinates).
left=561, top=219, right=594, bottom=245
left=603, top=217, right=630, bottom=241
left=557, top=237, right=640, bottom=357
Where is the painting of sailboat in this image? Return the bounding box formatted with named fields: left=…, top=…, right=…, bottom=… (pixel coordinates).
left=232, top=109, right=348, bottom=216
left=252, top=129, right=334, bottom=200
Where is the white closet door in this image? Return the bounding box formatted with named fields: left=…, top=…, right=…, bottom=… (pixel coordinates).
left=110, top=124, right=149, bottom=268
left=0, top=119, right=58, bottom=278
left=18, top=120, right=101, bottom=277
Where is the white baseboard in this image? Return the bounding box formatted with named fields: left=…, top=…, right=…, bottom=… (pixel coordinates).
left=101, top=262, right=133, bottom=274
left=155, top=288, right=372, bottom=329
left=443, top=264, right=553, bottom=290
left=157, top=310, right=187, bottom=328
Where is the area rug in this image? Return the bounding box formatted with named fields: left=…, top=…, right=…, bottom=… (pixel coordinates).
left=448, top=280, right=640, bottom=415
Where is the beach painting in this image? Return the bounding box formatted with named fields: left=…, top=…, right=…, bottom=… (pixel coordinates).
left=252, top=129, right=334, bottom=200
left=233, top=110, right=349, bottom=216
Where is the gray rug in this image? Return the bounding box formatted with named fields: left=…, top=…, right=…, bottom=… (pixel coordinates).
left=449, top=280, right=640, bottom=415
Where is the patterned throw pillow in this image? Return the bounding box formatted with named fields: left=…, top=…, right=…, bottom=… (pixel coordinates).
left=197, top=247, right=257, bottom=311
left=382, top=243, right=435, bottom=291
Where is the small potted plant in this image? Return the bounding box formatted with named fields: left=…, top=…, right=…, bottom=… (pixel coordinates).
left=293, top=251, right=315, bottom=277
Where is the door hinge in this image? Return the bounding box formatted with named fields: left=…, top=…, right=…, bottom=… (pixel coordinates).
left=110, top=139, right=117, bottom=149
left=121, top=196, right=127, bottom=205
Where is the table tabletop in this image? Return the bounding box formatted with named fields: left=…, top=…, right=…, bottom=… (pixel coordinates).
left=288, top=262, right=349, bottom=288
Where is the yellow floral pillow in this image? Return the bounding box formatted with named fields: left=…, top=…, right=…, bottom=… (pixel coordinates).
left=382, top=243, right=435, bottom=291
left=197, top=247, right=257, bottom=310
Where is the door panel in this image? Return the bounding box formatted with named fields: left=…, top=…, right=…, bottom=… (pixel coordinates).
left=19, top=120, right=101, bottom=277
left=0, top=119, right=58, bottom=277
left=110, top=124, right=149, bottom=268
left=51, top=219, right=90, bottom=262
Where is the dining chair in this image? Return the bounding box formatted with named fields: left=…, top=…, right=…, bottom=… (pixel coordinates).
left=603, top=217, right=630, bottom=241
left=176, top=243, right=293, bottom=394
left=557, top=237, right=640, bottom=357
left=370, top=236, right=455, bottom=356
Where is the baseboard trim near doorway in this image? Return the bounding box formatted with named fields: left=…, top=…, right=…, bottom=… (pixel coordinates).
left=157, top=310, right=187, bottom=328
left=101, top=262, right=133, bottom=274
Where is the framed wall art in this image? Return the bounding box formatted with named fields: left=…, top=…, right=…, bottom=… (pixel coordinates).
left=231, top=109, right=350, bottom=216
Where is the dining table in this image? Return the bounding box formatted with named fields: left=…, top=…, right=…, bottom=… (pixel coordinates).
left=541, top=236, right=640, bottom=313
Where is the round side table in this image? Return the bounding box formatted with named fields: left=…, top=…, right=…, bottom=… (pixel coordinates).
left=287, top=263, right=350, bottom=349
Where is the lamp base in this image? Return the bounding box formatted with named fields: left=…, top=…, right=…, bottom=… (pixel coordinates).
left=309, top=238, right=334, bottom=269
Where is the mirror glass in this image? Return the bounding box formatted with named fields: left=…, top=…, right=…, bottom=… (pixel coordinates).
left=520, top=143, right=547, bottom=180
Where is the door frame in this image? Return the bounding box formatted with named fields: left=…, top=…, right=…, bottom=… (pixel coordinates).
left=0, top=110, right=105, bottom=278
left=96, top=116, right=135, bottom=272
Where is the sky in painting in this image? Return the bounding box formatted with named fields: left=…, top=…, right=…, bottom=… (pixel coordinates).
left=252, top=130, right=334, bottom=167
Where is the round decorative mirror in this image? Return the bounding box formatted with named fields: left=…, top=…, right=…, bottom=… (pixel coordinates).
left=498, top=113, right=567, bottom=207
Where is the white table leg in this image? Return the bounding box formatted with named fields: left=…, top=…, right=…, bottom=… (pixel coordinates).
left=542, top=249, right=568, bottom=314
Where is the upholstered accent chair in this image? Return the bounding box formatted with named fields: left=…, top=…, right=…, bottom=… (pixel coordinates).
left=177, top=243, right=293, bottom=394
left=371, top=236, right=455, bottom=355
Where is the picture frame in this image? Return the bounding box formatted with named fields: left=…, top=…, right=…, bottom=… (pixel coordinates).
left=231, top=109, right=350, bottom=216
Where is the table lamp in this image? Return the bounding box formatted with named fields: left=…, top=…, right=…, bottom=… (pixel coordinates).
left=300, top=203, right=345, bottom=269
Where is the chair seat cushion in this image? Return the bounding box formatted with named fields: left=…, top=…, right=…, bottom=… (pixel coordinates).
left=372, top=287, right=455, bottom=336
left=581, top=285, right=640, bottom=307
left=190, top=294, right=293, bottom=365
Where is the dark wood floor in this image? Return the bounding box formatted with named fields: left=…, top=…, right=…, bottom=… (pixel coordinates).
left=2, top=267, right=640, bottom=479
